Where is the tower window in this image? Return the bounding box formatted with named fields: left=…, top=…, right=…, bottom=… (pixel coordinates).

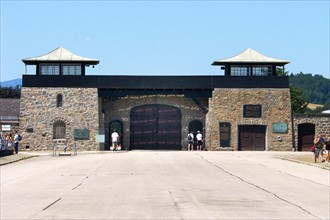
left=62, top=64, right=82, bottom=75
left=40, top=63, right=60, bottom=75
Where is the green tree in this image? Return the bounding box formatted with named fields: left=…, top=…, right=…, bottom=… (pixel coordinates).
left=290, top=86, right=308, bottom=113
left=0, top=85, right=21, bottom=98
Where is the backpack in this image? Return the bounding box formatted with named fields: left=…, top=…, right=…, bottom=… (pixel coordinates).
left=18, top=135, right=22, bottom=141
left=187, top=134, right=192, bottom=141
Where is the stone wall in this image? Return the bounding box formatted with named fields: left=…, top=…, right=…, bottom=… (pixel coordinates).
left=206, top=88, right=293, bottom=151
left=102, top=94, right=207, bottom=150
left=19, top=87, right=100, bottom=151
left=293, top=114, right=330, bottom=148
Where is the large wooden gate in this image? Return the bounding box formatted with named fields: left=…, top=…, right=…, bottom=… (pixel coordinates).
left=130, top=104, right=181, bottom=150
left=298, top=123, right=315, bottom=151
left=239, top=125, right=266, bottom=151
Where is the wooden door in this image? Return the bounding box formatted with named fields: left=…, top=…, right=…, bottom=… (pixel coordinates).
left=130, top=104, right=181, bottom=150
left=239, top=125, right=266, bottom=151
left=298, top=123, right=315, bottom=151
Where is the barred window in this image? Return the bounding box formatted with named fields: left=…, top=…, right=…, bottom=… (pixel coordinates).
left=252, top=65, right=272, bottom=76
left=56, top=94, right=63, bottom=107
left=53, top=121, right=66, bottom=139
left=40, top=63, right=60, bottom=75
left=62, top=64, right=82, bottom=75
left=230, top=66, right=250, bottom=76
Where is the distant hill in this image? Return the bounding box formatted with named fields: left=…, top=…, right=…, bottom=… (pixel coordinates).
left=0, top=78, right=22, bottom=88
left=289, top=73, right=330, bottom=104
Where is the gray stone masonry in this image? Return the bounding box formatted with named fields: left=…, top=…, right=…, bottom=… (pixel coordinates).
left=206, top=88, right=293, bottom=151
left=19, top=87, right=100, bottom=151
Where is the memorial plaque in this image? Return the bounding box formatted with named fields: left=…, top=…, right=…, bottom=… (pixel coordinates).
left=74, top=128, right=90, bottom=140
left=272, top=123, right=288, bottom=134
left=219, top=122, right=231, bottom=147
left=243, top=105, right=262, bottom=118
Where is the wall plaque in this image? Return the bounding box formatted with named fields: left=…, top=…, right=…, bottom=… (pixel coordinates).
left=74, top=128, right=90, bottom=140
left=96, top=134, right=105, bottom=143
left=243, top=105, right=262, bottom=118
left=272, top=123, right=288, bottom=134
left=219, top=122, right=231, bottom=147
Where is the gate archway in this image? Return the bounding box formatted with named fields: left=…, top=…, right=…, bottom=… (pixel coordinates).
left=130, top=104, right=181, bottom=150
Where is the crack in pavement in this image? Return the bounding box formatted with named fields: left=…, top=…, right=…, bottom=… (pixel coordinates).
left=195, top=153, right=321, bottom=219
left=234, top=154, right=329, bottom=188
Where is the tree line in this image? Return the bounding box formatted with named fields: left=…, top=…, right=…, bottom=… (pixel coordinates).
left=289, top=73, right=330, bottom=114
left=0, top=85, right=21, bottom=98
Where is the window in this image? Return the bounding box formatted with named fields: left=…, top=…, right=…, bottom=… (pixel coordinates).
left=40, top=63, right=60, bottom=75
left=252, top=65, right=272, bottom=76
left=230, top=65, right=250, bottom=76
left=56, top=94, right=63, bottom=107
left=53, top=121, right=66, bottom=139
left=62, top=64, right=82, bottom=75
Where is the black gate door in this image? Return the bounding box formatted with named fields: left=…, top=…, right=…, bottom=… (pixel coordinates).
left=298, top=123, right=315, bottom=151
left=239, top=125, right=266, bottom=151
left=130, top=104, right=181, bottom=150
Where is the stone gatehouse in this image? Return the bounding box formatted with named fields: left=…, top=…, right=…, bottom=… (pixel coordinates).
left=19, top=47, right=293, bottom=151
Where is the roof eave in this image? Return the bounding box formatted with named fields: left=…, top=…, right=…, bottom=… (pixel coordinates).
left=211, top=61, right=290, bottom=66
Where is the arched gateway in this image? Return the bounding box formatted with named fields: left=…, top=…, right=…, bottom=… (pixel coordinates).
left=130, top=104, right=181, bottom=150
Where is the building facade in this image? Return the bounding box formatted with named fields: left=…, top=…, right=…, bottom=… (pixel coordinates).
left=19, top=47, right=293, bottom=151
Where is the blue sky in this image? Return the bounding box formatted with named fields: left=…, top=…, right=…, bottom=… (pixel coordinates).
left=1, top=0, right=329, bottom=82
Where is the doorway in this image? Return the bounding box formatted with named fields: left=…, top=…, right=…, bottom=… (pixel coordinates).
left=298, top=123, right=315, bottom=151
left=239, top=125, right=266, bottom=151
left=130, top=104, right=181, bottom=150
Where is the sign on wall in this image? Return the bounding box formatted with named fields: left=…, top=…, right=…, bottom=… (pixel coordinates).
left=74, top=128, right=90, bottom=140
left=272, top=122, right=288, bottom=134
left=96, top=135, right=105, bottom=143
left=2, top=125, right=11, bottom=131
left=219, top=122, right=231, bottom=147
left=243, top=105, right=262, bottom=118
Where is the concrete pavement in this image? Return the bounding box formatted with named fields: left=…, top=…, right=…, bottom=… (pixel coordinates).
left=1, top=151, right=329, bottom=219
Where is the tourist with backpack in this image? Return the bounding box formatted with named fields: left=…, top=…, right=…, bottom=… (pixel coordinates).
left=187, top=132, right=194, bottom=151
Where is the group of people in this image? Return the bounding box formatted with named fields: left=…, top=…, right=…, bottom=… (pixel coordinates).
left=187, top=130, right=203, bottom=151
left=0, top=130, right=20, bottom=154
left=313, top=134, right=330, bottom=164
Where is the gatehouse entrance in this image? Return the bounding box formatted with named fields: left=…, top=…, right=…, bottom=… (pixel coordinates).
left=130, top=104, right=182, bottom=150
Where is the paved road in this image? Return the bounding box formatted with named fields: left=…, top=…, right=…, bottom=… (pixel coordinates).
left=1, top=151, right=329, bottom=219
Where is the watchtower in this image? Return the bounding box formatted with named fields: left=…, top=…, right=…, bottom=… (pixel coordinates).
left=206, top=48, right=292, bottom=151
left=20, top=47, right=100, bottom=151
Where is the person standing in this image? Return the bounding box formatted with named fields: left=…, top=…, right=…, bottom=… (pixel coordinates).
left=196, top=131, right=203, bottom=151
left=7, top=133, right=13, bottom=151
left=325, top=137, right=330, bottom=164
left=14, top=130, right=20, bottom=154
left=111, top=129, right=119, bottom=151
left=313, top=134, right=324, bottom=163
left=187, top=131, right=194, bottom=151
